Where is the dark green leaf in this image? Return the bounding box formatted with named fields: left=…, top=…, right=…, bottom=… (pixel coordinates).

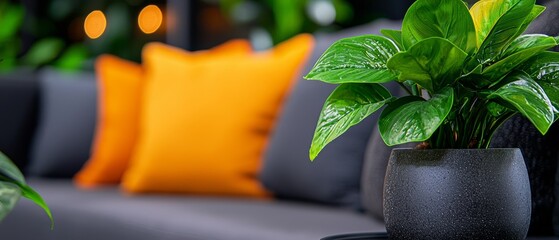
left=387, top=37, right=468, bottom=92
left=0, top=151, right=25, bottom=184
left=21, top=38, right=65, bottom=67
left=0, top=181, right=21, bottom=221
left=519, top=51, right=559, bottom=82
left=482, top=34, right=557, bottom=83
left=380, top=29, right=404, bottom=50
left=401, top=0, right=476, bottom=53
left=379, top=87, right=454, bottom=146
left=517, top=5, right=546, bottom=35
left=487, top=101, right=509, bottom=117
left=305, top=35, right=399, bottom=84
left=18, top=184, right=53, bottom=228
left=471, top=0, right=536, bottom=63
left=489, top=72, right=554, bottom=134
left=0, top=4, right=24, bottom=41
left=0, top=152, right=52, bottom=227
left=540, top=83, right=559, bottom=112
left=310, top=83, right=394, bottom=160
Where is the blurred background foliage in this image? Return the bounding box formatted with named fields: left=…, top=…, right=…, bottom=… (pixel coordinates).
left=1, top=0, right=416, bottom=73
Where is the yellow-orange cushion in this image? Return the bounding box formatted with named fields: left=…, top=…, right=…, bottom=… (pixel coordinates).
left=121, top=34, right=314, bottom=197
left=74, top=40, right=252, bottom=188
left=74, top=55, right=143, bottom=187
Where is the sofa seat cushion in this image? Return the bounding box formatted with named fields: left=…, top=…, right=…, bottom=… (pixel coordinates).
left=0, top=179, right=384, bottom=240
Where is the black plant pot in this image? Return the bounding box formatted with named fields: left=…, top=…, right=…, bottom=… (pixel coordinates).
left=383, top=148, right=531, bottom=240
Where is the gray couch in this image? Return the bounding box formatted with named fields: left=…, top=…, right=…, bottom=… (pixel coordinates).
left=1, top=18, right=559, bottom=240
left=0, top=20, right=401, bottom=240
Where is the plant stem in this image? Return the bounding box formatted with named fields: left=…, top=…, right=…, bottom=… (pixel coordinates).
left=397, top=82, right=413, bottom=95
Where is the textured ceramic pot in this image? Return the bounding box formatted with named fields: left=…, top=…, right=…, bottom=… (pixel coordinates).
left=383, top=148, right=531, bottom=240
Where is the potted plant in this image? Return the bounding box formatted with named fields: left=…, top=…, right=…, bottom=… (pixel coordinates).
left=305, top=0, right=558, bottom=239
left=0, top=152, right=52, bottom=225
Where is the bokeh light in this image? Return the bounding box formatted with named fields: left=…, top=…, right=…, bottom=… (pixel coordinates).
left=84, top=10, right=107, bottom=39
left=138, top=5, right=163, bottom=34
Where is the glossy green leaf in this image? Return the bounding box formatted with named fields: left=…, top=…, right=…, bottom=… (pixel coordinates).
left=18, top=184, right=53, bottom=228
left=482, top=34, right=557, bottom=83
left=0, top=181, right=21, bottom=221
left=387, top=37, right=468, bottom=92
left=310, top=83, right=394, bottom=160
left=519, top=51, right=559, bottom=111
left=401, top=0, right=476, bottom=53
left=471, top=0, right=535, bottom=63
left=0, top=152, right=52, bottom=226
left=517, top=5, right=546, bottom=35
left=489, top=72, right=554, bottom=134
left=305, top=35, right=399, bottom=84
left=519, top=51, right=559, bottom=82
left=21, top=38, right=65, bottom=67
left=380, top=29, right=404, bottom=50
left=0, top=151, right=25, bottom=184
left=379, top=87, right=454, bottom=146
left=540, top=83, right=559, bottom=112
left=487, top=101, right=509, bottom=117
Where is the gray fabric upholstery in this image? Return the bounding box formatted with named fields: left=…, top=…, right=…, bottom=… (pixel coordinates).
left=261, top=19, right=402, bottom=209
left=0, top=179, right=385, bottom=240
left=26, top=69, right=97, bottom=178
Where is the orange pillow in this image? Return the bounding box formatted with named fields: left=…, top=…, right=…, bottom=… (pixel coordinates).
left=75, top=40, right=252, bottom=188
left=121, top=34, right=315, bottom=197
left=74, top=55, right=143, bottom=187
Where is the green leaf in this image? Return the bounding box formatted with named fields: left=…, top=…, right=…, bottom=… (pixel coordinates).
left=487, top=101, right=509, bottom=117
left=305, top=35, right=399, bottom=84
left=401, top=0, right=476, bottom=53
left=489, top=72, right=554, bottom=134
left=540, top=83, right=559, bottom=112
left=0, top=181, right=21, bottom=221
left=517, top=5, right=546, bottom=35
left=0, top=151, right=25, bottom=184
left=0, top=152, right=53, bottom=227
left=21, top=38, right=65, bottom=67
left=387, top=37, right=468, bottom=92
left=482, top=34, right=557, bottom=83
left=471, top=0, right=536, bottom=63
left=54, top=44, right=89, bottom=70
left=310, top=83, right=394, bottom=160
left=519, top=51, right=559, bottom=111
left=0, top=4, right=24, bottom=42
left=519, top=51, right=559, bottom=82
left=18, top=184, right=53, bottom=228
left=379, top=87, right=454, bottom=146
left=380, top=29, right=404, bottom=50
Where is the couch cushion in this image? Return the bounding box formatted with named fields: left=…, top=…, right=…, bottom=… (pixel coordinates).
left=74, top=55, right=143, bottom=187
left=0, top=179, right=385, bottom=240
left=260, top=19, right=402, bottom=209
left=121, top=36, right=312, bottom=198
left=27, top=69, right=97, bottom=178
left=0, top=72, right=39, bottom=170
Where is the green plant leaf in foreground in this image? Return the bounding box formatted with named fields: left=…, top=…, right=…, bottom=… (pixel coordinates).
left=379, top=87, right=454, bottom=146
left=401, top=0, right=475, bottom=52
left=380, top=29, right=404, bottom=50
left=519, top=51, right=559, bottom=111
left=305, top=35, right=399, bottom=84
left=387, top=37, right=468, bottom=92
left=481, top=34, right=558, bottom=84
left=0, top=152, right=52, bottom=226
left=471, top=0, right=535, bottom=63
left=517, top=5, right=546, bottom=35
left=310, top=83, right=394, bottom=160
left=489, top=72, right=555, bottom=134
left=0, top=181, right=21, bottom=221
